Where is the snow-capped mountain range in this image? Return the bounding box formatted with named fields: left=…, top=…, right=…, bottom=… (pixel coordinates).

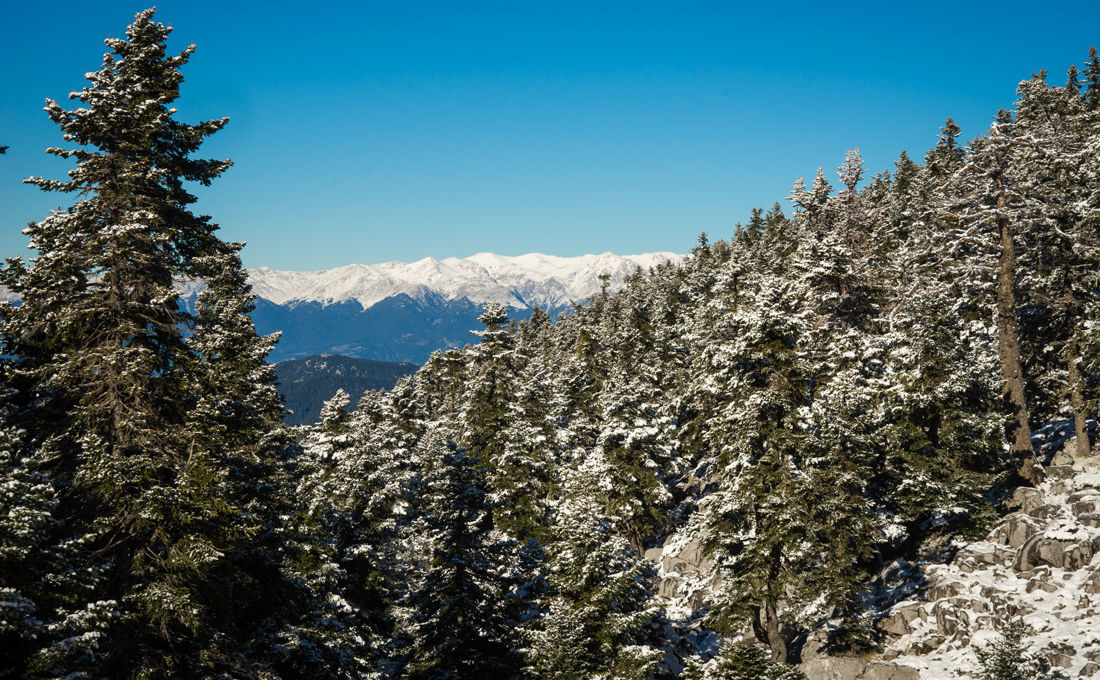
left=244, top=251, right=680, bottom=363
left=247, top=251, right=678, bottom=311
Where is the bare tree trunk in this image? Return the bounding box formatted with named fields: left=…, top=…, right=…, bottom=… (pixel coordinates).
left=761, top=602, right=788, bottom=663
left=1066, top=332, right=1091, bottom=458
left=995, top=194, right=1042, bottom=484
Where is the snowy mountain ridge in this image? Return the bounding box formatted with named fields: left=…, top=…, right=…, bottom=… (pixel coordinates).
left=247, top=251, right=681, bottom=311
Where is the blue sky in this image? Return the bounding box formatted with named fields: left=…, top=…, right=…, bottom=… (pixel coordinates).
left=2, top=1, right=1098, bottom=270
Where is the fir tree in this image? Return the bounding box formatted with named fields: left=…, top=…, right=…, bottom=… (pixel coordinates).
left=0, top=10, right=331, bottom=676
left=395, top=435, right=521, bottom=679
left=925, top=117, right=966, bottom=177
left=974, top=621, right=1068, bottom=680
left=524, top=451, right=661, bottom=680
left=684, top=641, right=806, bottom=680
left=950, top=111, right=1044, bottom=484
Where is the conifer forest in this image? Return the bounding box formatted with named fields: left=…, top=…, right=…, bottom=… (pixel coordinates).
left=5, top=8, right=1100, bottom=680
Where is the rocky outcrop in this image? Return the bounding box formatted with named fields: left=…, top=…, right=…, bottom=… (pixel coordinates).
left=870, top=452, right=1100, bottom=678
left=650, top=435, right=1100, bottom=680
left=799, top=657, right=920, bottom=680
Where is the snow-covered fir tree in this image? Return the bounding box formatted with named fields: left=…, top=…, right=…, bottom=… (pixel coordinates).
left=394, top=434, right=522, bottom=679
left=524, top=450, right=661, bottom=680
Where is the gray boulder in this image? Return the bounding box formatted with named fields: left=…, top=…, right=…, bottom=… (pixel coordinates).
left=990, top=513, right=1043, bottom=547
left=1011, top=535, right=1094, bottom=571
left=661, top=538, right=714, bottom=575
left=1085, top=569, right=1100, bottom=595
left=876, top=602, right=921, bottom=637
left=800, top=629, right=830, bottom=661
left=800, top=656, right=865, bottom=680
left=1044, top=465, right=1076, bottom=480
left=862, top=662, right=921, bottom=680
left=657, top=576, right=681, bottom=598
left=926, top=579, right=965, bottom=601
left=1026, top=503, right=1061, bottom=519
left=1025, top=578, right=1058, bottom=594
left=1006, top=488, right=1045, bottom=514
left=1065, top=540, right=1097, bottom=571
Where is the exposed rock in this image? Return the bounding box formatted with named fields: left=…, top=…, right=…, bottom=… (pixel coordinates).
left=1068, top=489, right=1100, bottom=504
left=1085, top=570, right=1100, bottom=595
left=1014, top=535, right=1059, bottom=571
left=1074, top=500, right=1099, bottom=515
left=1026, top=578, right=1059, bottom=594
left=1011, top=535, right=1094, bottom=571
left=661, top=538, right=714, bottom=575
left=1045, top=465, right=1076, bottom=480
left=1052, top=449, right=1075, bottom=466
left=687, top=589, right=708, bottom=611
left=931, top=599, right=970, bottom=637
left=877, top=602, right=921, bottom=637
left=1017, top=566, right=1052, bottom=581
left=904, top=635, right=945, bottom=655
left=657, top=576, right=681, bottom=598
left=990, top=513, right=1043, bottom=547
left=1048, top=480, right=1073, bottom=495
left=1005, top=488, right=1045, bottom=514
left=800, top=629, right=831, bottom=661
left=954, top=542, right=1016, bottom=573
left=1082, top=662, right=1100, bottom=677
left=1080, top=513, right=1100, bottom=528
left=1041, top=642, right=1076, bottom=668
left=800, top=656, right=864, bottom=680
left=643, top=547, right=663, bottom=563
left=926, top=579, right=965, bottom=601
left=862, top=662, right=920, bottom=680
left=1066, top=540, right=1097, bottom=571
left=1026, top=503, right=1061, bottom=519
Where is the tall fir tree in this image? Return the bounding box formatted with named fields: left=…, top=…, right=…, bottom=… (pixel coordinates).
left=395, top=434, right=521, bottom=679
left=0, top=10, right=332, bottom=677
left=524, top=451, right=661, bottom=680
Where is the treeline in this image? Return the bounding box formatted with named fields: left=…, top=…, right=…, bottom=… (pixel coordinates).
left=1, top=8, right=1099, bottom=680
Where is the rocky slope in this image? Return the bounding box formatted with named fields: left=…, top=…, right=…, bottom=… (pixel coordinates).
left=647, top=437, right=1100, bottom=679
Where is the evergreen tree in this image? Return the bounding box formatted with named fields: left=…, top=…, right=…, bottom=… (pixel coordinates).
left=1010, top=74, right=1100, bottom=457
left=1083, top=46, right=1100, bottom=109
left=395, top=435, right=521, bottom=679
left=0, top=10, right=330, bottom=676
left=524, top=451, right=660, bottom=680
left=950, top=111, right=1043, bottom=483
left=0, top=375, right=66, bottom=678
left=683, top=641, right=806, bottom=680
left=974, top=621, right=1068, bottom=680
left=925, top=117, right=966, bottom=177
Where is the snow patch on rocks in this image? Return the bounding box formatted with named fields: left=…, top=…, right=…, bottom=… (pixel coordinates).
left=875, top=452, right=1100, bottom=678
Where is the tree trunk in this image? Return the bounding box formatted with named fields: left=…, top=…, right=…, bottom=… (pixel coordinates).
left=995, top=193, right=1042, bottom=484
left=1066, top=332, right=1091, bottom=458
left=761, top=601, right=788, bottom=663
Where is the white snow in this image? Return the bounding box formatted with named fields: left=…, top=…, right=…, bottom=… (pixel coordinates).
left=246, top=251, right=681, bottom=310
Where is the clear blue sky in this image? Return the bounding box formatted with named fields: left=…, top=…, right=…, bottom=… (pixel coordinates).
left=2, top=1, right=1098, bottom=270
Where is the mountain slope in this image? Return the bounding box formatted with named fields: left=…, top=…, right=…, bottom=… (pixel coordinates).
left=275, top=355, right=418, bottom=425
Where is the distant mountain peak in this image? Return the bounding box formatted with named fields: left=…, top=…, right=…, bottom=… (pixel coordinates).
left=247, top=251, right=681, bottom=311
